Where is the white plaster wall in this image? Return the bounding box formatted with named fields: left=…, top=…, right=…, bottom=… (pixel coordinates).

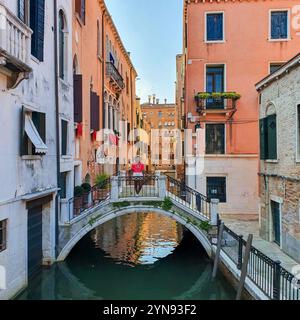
left=189, top=156, right=259, bottom=215
left=0, top=1, right=72, bottom=299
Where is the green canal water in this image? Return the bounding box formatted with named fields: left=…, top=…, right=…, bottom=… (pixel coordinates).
left=18, top=212, right=236, bottom=300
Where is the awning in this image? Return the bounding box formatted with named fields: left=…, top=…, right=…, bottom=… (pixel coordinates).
left=24, top=114, right=48, bottom=154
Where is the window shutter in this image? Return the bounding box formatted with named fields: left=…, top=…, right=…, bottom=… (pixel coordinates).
left=73, top=74, right=83, bottom=123
left=75, top=0, right=81, bottom=15
left=207, top=13, right=223, bottom=41
left=30, top=0, right=45, bottom=61
left=90, top=92, right=100, bottom=131
left=267, top=114, right=277, bottom=160
left=81, top=0, right=86, bottom=24
left=18, top=0, right=26, bottom=23
left=61, top=120, right=68, bottom=156
left=20, top=106, right=27, bottom=156
left=259, top=118, right=267, bottom=160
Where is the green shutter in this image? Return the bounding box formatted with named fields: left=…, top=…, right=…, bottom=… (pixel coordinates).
left=267, top=114, right=277, bottom=160
left=260, top=118, right=267, bottom=160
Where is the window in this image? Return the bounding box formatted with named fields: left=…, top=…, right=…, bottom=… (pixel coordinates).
left=158, top=111, right=163, bottom=118
left=206, top=13, right=224, bottom=42
left=207, top=177, right=226, bottom=203
left=61, top=120, right=68, bottom=156
left=0, top=220, right=7, bottom=252
left=260, top=113, right=277, bottom=160
left=18, top=0, right=29, bottom=25
left=90, top=91, right=100, bottom=131
left=59, top=172, right=68, bottom=199
left=126, top=74, right=129, bottom=95
left=206, top=65, right=225, bottom=109
left=270, top=63, right=284, bottom=74
left=270, top=11, right=288, bottom=40
left=21, top=107, right=47, bottom=156
left=97, top=20, right=102, bottom=57
left=206, top=124, right=225, bottom=154
left=30, top=0, right=45, bottom=61
left=75, top=0, right=86, bottom=24
left=59, top=11, right=66, bottom=79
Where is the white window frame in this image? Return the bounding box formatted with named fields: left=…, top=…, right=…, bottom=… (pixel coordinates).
left=269, top=9, right=291, bottom=42
left=204, top=11, right=225, bottom=43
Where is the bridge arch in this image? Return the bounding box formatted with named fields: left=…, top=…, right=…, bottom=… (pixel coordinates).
left=57, top=205, right=212, bottom=261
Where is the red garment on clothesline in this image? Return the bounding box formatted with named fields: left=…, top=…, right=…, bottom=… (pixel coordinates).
left=131, top=162, right=145, bottom=173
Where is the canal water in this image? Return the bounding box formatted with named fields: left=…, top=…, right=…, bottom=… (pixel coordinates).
left=18, top=212, right=236, bottom=300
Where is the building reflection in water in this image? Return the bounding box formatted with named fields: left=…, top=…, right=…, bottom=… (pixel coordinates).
left=92, top=212, right=183, bottom=266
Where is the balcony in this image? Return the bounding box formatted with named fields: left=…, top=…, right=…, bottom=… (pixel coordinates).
left=106, top=62, right=125, bottom=93
left=0, top=4, right=32, bottom=88
left=195, top=92, right=241, bottom=118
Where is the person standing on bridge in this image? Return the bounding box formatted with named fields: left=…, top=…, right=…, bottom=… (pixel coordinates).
left=131, top=156, right=145, bottom=195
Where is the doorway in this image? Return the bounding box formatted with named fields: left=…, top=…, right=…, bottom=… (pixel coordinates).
left=271, top=200, right=281, bottom=246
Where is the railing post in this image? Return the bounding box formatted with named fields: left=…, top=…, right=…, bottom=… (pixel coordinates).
left=158, top=175, right=167, bottom=199
left=210, top=199, right=219, bottom=226
left=237, top=235, right=244, bottom=270
left=111, top=176, right=119, bottom=202
left=273, top=261, right=282, bottom=300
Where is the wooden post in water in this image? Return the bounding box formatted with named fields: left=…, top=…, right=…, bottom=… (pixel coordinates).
left=236, top=234, right=253, bottom=300
left=212, top=222, right=224, bottom=279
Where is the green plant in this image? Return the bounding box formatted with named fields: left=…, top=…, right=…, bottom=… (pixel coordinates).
left=81, top=183, right=92, bottom=193
left=199, top=221, right=212, bottom=232
left=74, top=186, right=84, bottom=197
left=142, top=201, right=163, bottom=208
left=211, top=92, right=223, bottom=99
left=112, top=201, right=131, bottom=209
left=195, top=92, right=241, bottom=100
left=95, top=173, right=110, bottom=189
left=162, top=197, right=173, bottom=211
left=196, top=92, right=211, bottom=100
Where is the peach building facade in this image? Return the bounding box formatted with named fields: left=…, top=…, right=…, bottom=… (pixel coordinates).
left=72, top=0, right=137, bottom=184
left=183, top=0, right=300, bottom=215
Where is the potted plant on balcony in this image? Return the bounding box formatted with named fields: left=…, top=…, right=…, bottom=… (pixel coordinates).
left=81, top=183, right=92, bottom=208
left=74, top=186, right=84, bottom=216
left=95, top=173, right=110, bottom=201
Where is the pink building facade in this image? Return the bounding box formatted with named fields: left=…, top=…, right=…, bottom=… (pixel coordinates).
left=183, top=0, right=300, bottom=215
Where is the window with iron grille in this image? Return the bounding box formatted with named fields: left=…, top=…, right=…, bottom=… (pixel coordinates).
left=205, top=124, right=225, bottom=154
left=206, top=13, right=224, bottom=41
left=0, top=220, right=7, bottom=252
left=207, top=177, right=226, bottom=203
left=270, top=11, right=288, bottom=40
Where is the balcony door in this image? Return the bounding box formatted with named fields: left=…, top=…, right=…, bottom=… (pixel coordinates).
left=206, top=65, right=224, bottom=109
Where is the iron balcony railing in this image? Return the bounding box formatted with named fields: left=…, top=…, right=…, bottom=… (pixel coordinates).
left=195, top=92, right=240, bottom=112
left=106, top=62, right=125, bottom=90
left=220, top=222, right=300, bottom=300
left=165, top=174, right=211, bottom=220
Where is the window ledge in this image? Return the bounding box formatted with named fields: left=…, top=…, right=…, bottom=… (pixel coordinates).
left=30, top=55, right=41, bottom=64
left=75, top=14, right=85, bottom=27
left=268, top=38, right=291, bottom=42
left=21, top=155, right=42, bottom=161
left=265, top=159, right=278, bottom=163
left=205, top=40, right=226, bottom=44
left=61, top=155, right=72, bottom=160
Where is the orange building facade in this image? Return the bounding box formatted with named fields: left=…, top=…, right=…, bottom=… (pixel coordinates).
left=72, top=0, right=137, bottom=184
left=183, top=0, right=300, bottom=215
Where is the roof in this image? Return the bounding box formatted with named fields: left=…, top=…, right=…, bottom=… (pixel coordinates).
left=255, top=52, right=300, bottom=91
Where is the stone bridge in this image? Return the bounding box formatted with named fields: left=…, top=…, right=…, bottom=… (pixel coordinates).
left=57, top=173, right=219, bottom=261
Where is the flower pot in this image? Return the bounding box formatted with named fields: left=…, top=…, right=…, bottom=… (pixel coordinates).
left=73, top=196, right=83, bottom=216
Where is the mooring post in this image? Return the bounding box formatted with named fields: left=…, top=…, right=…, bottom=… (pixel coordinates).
left=212, top=221, right=224, bottom=279
left=158, top=175, right=167, bottom=199
left=210, top=199, right=219, bottom=226
left=236, top=234, right=253, bottom=300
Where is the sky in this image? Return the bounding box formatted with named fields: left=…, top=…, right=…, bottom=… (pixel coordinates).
left=106, top=0, right=183, bottom=104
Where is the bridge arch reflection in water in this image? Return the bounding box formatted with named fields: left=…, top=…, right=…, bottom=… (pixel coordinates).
left=19, top=212, right=236, bottom=300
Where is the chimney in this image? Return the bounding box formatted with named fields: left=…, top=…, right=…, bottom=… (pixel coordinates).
left=148, top=95, right=152, bottom=104
left=164, top=99, right=167, bottom=104
left=156, top=99, right=160, bottom=104
left=152, top=94, right=156, bottom=105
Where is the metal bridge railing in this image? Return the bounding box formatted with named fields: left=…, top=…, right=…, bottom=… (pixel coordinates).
left=165, top=174, right=211, bottom=220
left=220, top=221, right=300, bottom=300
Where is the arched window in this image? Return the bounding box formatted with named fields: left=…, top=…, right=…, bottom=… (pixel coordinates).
left=97, top=20, right=101, bottom=57
left=59, top=10, right=67, bottom=80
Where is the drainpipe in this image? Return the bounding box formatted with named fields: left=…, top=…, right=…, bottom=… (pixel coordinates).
left=53, top=0, right=60, bottom=258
